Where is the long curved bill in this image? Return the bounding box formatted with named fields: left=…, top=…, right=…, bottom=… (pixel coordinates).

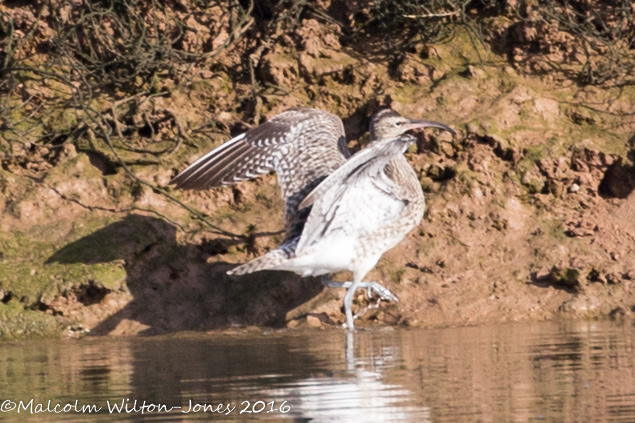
left=405, top=120, right=456, bottom=137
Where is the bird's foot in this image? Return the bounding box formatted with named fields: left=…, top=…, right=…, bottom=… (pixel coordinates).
left=320, top=280, right=399, bottom=303
left=362, top=282, right=400, bottom=303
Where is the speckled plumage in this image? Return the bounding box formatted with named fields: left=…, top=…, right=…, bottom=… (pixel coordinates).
left=170, top=108, right=349, bottom=245
left=171, top=107, right=455, bottom=329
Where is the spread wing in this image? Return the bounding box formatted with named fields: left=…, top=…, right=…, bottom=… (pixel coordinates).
left=170, top=108, right=350, bottom=205
left=296, top=135, right=411, bottom=253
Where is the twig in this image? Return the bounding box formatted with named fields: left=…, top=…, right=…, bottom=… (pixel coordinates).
left=403, top=11, right=459, bottom=19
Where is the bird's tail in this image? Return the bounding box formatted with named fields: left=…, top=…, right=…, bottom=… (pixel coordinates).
left=227, top=248, right=292, bottom=276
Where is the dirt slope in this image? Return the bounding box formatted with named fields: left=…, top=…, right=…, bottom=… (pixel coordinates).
left=1, top=1, right=635, bottom=338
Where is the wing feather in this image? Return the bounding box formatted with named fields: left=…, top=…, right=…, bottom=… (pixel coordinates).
left=191, top=142, right=255, bottom=188
left=169, top=133, right=247, bottom=189
left=170, top=108, right=349, bottom=208
left=296, top=136, right=408, bottom=253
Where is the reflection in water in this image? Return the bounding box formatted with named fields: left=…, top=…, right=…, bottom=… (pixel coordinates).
left=257, top=330, right=431, bottom=422
left=0, top=321, right=634, bottom=422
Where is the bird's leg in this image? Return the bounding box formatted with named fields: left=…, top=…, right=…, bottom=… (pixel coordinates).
left=320, top=278, right=399, bottom=303
left=319, top=276, right=399, bottom=330
left=343, top=279, right=359, bottom=330
left=342, top=282, right=399, bottom=330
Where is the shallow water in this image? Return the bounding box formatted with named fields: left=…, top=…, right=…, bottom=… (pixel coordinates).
left=1, top=320, right=634, bottom=422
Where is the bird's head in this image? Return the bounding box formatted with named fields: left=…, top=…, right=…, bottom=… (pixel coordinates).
left=369, top=108, right=456, bottom=140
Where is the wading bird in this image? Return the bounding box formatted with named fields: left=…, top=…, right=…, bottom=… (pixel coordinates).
left=170, top=108, right=455, bottom=329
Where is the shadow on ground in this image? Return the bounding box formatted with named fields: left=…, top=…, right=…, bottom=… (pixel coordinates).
left=46, top=214, right=323, bottom=335
left=598, top=136, right=635, bottom=199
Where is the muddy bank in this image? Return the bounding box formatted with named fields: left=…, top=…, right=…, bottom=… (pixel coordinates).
left=1, top=1, right=635, bottom=338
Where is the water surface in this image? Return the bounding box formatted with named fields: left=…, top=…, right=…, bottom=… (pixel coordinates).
left=1, top=320, right=634, bottom=422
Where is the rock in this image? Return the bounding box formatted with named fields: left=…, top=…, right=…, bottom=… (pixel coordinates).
left=287, top=319, right=301, bottom=329
left=199, top=69, right=213, bottom=79
left=261, top=53, right=299, bottom=86
left=394, top=55, right=433, bottom=84
left=569, top=107, right=597, bottom=125
left=510, top=86, right=533, bottom=104
left=306, top=315, right=323, bottom=328
left=465, top=65, right=486, bottom=79
left=466, top=122, right=480, bottom=134
left=298, top=53, right=315, bottom=81
left=588, top=268, right=607, bottom=284
left=533, top=98, right=560, bottom=121
left=535, top=265, right=551, bottom=281
left=560, top=295, right=599, bottom=314
left=575, top=172, right=595, bottom=187
left=606, top=272, right=621, bottom=285
left=521, top=166, right=546, bottom=193
left=438, top=140, right=455, bottom=157
left=61, top=143, right=78, bottom=160
left=430, top=67, right=445, bottom=80
left=549, top=266, right=582, bottom=289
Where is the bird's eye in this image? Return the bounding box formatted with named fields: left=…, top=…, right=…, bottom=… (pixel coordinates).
left=396, top=121, right=402, bottom=126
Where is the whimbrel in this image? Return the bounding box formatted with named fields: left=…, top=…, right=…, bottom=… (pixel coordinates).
left=170, top=108, right=455, bottom=329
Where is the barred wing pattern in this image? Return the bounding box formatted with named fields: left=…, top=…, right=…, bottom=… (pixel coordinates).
left=170, top=108, right=350, bottom=232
